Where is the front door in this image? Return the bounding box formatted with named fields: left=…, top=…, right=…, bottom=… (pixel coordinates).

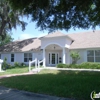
left=49, top=53, right=59, bottom=66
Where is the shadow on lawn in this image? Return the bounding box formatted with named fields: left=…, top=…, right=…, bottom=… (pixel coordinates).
left=0, top=70, right=100, bottom=100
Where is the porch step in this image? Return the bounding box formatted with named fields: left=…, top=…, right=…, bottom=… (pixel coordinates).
left=31, top=68, right=42, bottom=73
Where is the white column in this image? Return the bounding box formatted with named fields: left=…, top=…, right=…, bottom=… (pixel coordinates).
left=29, top=60, right=32, bottom=72
left=63, top=47, right=65, bottom=64
left=43, top=48, right=46, bottom=67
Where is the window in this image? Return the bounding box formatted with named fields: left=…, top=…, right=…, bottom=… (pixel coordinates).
left=49, top=53, right=50, bottom=64
left=57, top=53, right=58, bottom=64
left=87, top=50, right=100, bottom=62
left=95, top=50, right=100, bottom=62
left=87, top=50, right=94, bottom=62
left=11, top=54, right=14, bottom=62
left=24, top=53, right=32, bottom=62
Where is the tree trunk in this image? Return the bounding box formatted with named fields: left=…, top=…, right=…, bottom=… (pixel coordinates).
left=0, top=20, right=7, bottom=40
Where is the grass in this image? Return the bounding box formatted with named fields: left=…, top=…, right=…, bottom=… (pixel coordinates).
left=0, top=69, right=100, bottom=100
left=0, top=67, right=29, bottom=76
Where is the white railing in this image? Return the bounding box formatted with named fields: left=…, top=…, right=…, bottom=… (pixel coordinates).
left=38, top=60, right=43, bottom=68
left=37, top=59, right=44, bottom=72
left=0, top=59, right=3, bottom=72
left=29, top=58, right=37, bottom=72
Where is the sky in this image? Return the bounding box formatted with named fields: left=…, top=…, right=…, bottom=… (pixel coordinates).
left=12, top=17, right=100, bottom=40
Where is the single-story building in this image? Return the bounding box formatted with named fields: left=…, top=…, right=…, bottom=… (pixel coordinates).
left=0, top=31, right=100, bottom=67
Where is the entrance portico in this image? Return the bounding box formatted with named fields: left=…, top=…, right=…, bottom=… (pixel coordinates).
left=40, top=31, right=72, bottom=67
left=43, top=44, right=67, bottom=67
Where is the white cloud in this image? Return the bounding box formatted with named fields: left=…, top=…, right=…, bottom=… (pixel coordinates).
left=19, top=32, right=48, bottom=40
left=20, top=33, right=33, bottom=39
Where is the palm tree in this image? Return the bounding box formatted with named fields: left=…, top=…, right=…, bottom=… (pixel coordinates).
left=0, top=0, right=27, bottom=40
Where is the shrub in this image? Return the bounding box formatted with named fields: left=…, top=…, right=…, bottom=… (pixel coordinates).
left=57, top=62, right=100, bottom=69
left=70, top=51, right=80, bottom=64
left=2, top=57, right=7, bottom=70
left=57, top=63, right=69, bottom=68
left=69, top=64, right=80, bottom=68
left=6, top=63, right=13, bottom=69
left=20, top=63, right=27, bottom=67
left=14, top=62, right=21, bottom=67
left=80, top=62, right=100, bottom=69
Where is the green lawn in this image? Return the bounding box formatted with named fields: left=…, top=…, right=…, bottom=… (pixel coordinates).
left=0, top=67, right=29, bottom=76
left=0, top=69, right=100, bottom=100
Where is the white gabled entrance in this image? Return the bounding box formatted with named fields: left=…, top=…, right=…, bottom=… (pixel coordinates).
left=42, top=43, right=68, bottom=67
left=48, top=52, right=59, bottom=66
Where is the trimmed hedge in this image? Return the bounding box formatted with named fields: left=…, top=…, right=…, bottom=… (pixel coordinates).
left=57, top=63, right=69, bottom=68
left=56, top=62, right=100, bottom=69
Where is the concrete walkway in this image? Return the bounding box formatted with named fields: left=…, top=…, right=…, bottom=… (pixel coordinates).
left=0, top=72, right=35, bottom=79
left=45, top=67, right=100, bottom=72
left=0, top=86, right=75, bottom=100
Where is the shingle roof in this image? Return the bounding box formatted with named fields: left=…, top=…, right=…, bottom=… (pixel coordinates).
left=41, top=31, right=73, bottom=40
left=44, top=31, right=66, bottom=38
left=68, top=30, right=100, bottom=49
left=0, top=38, right=41, bottom=52
left=0, top=30, right=100, bottom=52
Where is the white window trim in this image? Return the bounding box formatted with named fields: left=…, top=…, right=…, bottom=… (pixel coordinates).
left=11, top=53, right=15, bottom=62
left=24, top=53, right=33, bottom=62
left=48, top=52, right=59, bottom=65
left=87, top=50, right=100, bottom=62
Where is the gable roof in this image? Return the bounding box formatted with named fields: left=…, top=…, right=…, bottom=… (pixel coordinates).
left=41, top=31, right=73, bottom=40
left=68, top=30, right=100, bottom=49
left=44, top=31, right=66, bottom=38
left=0, top=38, right=41, bottom=53
left=0, top=30, right=100, bottom=53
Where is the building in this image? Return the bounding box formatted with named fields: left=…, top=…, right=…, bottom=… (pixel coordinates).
left=0, top=31, right=100, bottom=66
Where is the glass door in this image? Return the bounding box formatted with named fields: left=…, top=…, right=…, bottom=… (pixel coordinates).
left=51, top=53, right=55, bottom=64
left=49, top=53, right=59, bottom=66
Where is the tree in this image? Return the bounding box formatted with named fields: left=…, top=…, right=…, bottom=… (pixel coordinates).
left=0, top=0, right=27, bottom=40
left=8, top=0, right=100, bottom=32
left=70, top=51, right=80, bottom=64
left=0, top=33, right=13, bottom=46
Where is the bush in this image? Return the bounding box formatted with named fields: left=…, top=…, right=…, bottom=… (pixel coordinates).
left=57, top=63, right=69, bottom=68
left=14, top=62, right=21, bottom=67
left=2, top=57, right=7, bottom=70
left=6, top=63, right=13, bottom=69
left=69, top=64, right=80, bottom=68
left=20, top=63, right=27, bottom=67
left=80, top=62, right=100, bottom=69
left=57, top=62, right=100, bottom=69
left=70, top=51, right=80, bottom=64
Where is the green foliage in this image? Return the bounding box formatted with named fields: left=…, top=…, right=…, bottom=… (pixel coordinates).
left=80, top=62, right=100, bottom=69
left=14, top=62, right=21, bottom=67
left=56, top=62, right=100, bottom=69
left=2, top=57, right=7, bottom=70
left=70, top=51, right=80, bottom=64
left=20, top=63, right=27, bottom=67
left=8, top=0, right=100, bottom=32
left=0, top=69, right=100, bottom=100
left=0, top=33, right=13, bottom=46
left=0, top=66, right=28, bottom=76
left=0, top=0, right=27, bottom=40
left=13, top=62, right=27, bottom=67
left=57, top=63, right=68, bottom=68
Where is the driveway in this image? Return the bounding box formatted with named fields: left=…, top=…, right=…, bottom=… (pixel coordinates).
left=0, top=86, right=75, bottom=100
